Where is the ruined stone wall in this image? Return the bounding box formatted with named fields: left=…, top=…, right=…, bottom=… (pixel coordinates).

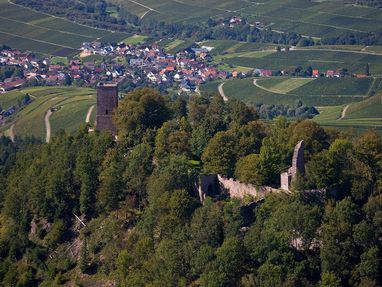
left=280, top=172, right=291, bottom=191
left=290, top=140, right=305, bottom=175
left=217, top=175, right=280, bottom=200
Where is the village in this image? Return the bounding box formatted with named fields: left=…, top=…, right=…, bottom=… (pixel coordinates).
left=0, top=38, right=371, bottom=126
left=0, top=42, right=234, bottom=94
left=1, top=38, right=367, bottom=96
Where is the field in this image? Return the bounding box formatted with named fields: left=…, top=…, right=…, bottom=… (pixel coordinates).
left=315, top=94, right=382, bottom=135
left=111, top=0, right=382, bottom=39
left=0, top=0, right=130, bottom=56
left=222, top=49, right=382, bottom=75
left=266, top=77, right=373, bottom=96
left=258, top=78, right=315, bottom=94
left=208, top=77, right=374, bottom=106
left=0, top=87, right=96, bottom=141
left=201, top=40, right=284, bottom=55
left=201, top=76, right=381, bottom=134
left=123, top=35, right=148, bottom=45
left=159, top=39, right=194, bottom=54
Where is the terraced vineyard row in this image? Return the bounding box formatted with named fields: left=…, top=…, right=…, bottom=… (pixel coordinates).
left=0, top=0, right=129, bottom=56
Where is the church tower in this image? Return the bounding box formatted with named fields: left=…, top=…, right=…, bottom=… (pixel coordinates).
left=96, top=83, right=118, bottom=135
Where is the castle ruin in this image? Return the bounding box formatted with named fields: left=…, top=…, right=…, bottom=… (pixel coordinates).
left=96, top=83, right=118, bottom=135
left=198, top=140, right=305, bottom=202
left=280, top=140, right=305, bottom=191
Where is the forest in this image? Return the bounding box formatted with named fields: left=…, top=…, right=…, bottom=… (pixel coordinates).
left=0, top=88, right=381, bottom=286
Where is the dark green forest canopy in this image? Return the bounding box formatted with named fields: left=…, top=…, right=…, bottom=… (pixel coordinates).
left=0, top=88, right=381, bottom=286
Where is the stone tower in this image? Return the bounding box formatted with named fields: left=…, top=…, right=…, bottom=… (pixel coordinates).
left=96, top=83, right=118, bottom=135
left=280, top=140, right=305, bottom=191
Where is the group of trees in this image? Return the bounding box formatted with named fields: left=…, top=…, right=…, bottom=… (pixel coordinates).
left=0, top=88, right=381, bottom=286
left=255, top=101, right=319, bottom=121
left=0, top=66, right=24, bottom=82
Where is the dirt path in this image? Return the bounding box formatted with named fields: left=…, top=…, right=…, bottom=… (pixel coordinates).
left=140, top=10, right=151, bottom=20
left=253, top=78, right=284, bottom=94
left=86, top=105, right=95, bottom=123
left=7, top=124, right=15, bottom=143
left=218, top=82, right=228, bottom=102
left=45, top=109, right=52, bottom=143
left=339, top=105, right=349, bottom=120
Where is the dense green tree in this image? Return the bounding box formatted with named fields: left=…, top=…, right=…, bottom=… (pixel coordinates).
left=235, top=154, right=264, bottom=185
left=124, top=143, right=153, bottom=209
left=202, top=131, right=236, bottom=177
left=97, top=148, right=125, bottom=213
left=114, top=88, right=170, bottom=146
left=289, top=120, right=329, bottom=159
left=154, top=118, right=191, bottom=160
left=320, top=198, right=360, bottom=284
left=200, top=236, right=245, bottom=287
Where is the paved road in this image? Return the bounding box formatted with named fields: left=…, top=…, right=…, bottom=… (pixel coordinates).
left=45, top=109, right=52, bottom=143
left=218, top=82, right=228, bottom=102
left=86, top=105, right=95, bottom=123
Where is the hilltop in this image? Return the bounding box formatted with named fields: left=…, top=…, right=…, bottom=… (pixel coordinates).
left=0, top=88, right=381, bottom=286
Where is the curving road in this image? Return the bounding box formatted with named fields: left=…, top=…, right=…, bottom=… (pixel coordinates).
left=86, top=105, right=95, bottom=123
left=45, top=109, right=52, bottom=143
left=8, top=124, right=15, bottom=143
left=218, top=82, right=228, bottom=102
left=339, top=105, right=349, bottom=120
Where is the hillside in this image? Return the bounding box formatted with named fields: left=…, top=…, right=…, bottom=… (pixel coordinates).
left=110, top=0, right=382, bottom=38
left=201, top=76, right=382, bottom=134
left=207, top=77, right=374, bottom=106
left=0, top=86, right=96, bottom=141
left=0, top=88, right=381, bottom=286
left=315, top=93, right=382, bottom=134
left=0, top=0, right=129, bottom=56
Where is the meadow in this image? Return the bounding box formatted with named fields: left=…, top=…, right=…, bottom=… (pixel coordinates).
left=0, top=87, right=96, bottom=140
left=0, top=0, right=129, bottom=56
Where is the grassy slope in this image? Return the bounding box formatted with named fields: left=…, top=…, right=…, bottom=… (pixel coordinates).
left=110, top=0, right=382, bottom=39
left=0, top=0, right=129, bottom=56
left=218, top=77, right=371, bottom=106
left=314, top=94, right=382, bottom=135
left=50, top=96, right=96, bottom=135
left=0, top=87, right=95, bottom=140
left=257, top=78, right=315, bottom=94
left=223, top=50, right=382, bottom=75
left=290, top=78, right=373, bottom=96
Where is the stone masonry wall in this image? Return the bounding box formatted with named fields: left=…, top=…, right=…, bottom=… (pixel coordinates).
left=217, top=175, right=280, bottom=200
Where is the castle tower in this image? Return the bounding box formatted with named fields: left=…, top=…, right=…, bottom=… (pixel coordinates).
left=96, top=83, right=118, bottom=135
left=280, top=140, right=305, bottom=191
